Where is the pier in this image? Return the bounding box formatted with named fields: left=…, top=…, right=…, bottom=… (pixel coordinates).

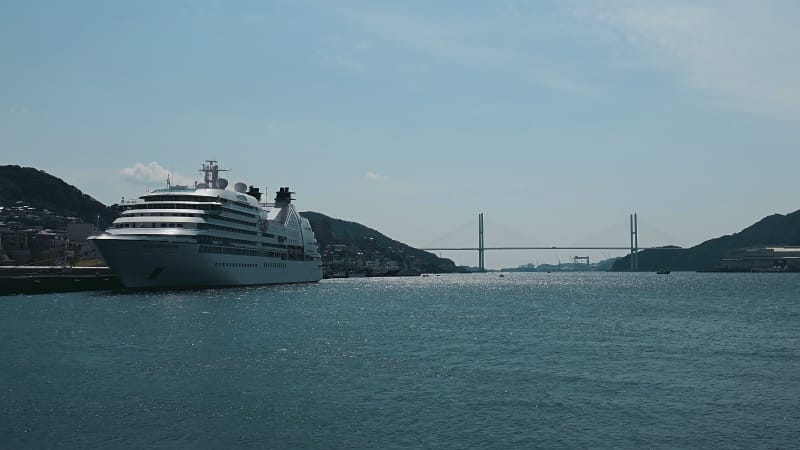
left=0, top=266, right=121, bottom=295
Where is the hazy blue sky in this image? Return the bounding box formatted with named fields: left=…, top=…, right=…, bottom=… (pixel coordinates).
left=2, top=0, right=798, bottom=268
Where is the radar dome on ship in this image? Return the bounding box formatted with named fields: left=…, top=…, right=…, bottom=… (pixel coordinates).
left=234, top=182, right=248, bottom=193
left=218, top=178, right=228, bottom=189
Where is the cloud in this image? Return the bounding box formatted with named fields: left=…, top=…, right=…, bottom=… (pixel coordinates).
left=330, top=5, right=513, bottom=65
left=322, top=54, right=365, bottom=72
left=120, top=162, right=192, bottom=186
left=365, top=171, right=389, bottom=182
left=585, top=0, right=800, bottom=118
left=363, top=171, right=448, bottom=194
left=354, top=40, right=375, bottom=51
left=321, top=4, right=593, bottom=95
left=243, top=13, right=268, bottom=23
left=319, top=1, right=800, bottom=114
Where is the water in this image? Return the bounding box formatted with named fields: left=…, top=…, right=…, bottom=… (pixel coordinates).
left=1, top=273, right=798, bottom=449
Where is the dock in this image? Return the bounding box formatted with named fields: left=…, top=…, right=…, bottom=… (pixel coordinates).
left=0, top=266, right=122, bottom=295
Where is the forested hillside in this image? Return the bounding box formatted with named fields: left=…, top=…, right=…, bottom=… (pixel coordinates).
left=0, top=165, right=118, bottom=226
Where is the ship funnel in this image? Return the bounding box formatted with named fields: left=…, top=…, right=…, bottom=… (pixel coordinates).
left=247, top=186, right=262, bottom=201
left=275, top=186, right=294, bottom=204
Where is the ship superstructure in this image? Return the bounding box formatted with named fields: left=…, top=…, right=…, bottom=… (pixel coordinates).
left=90, top=161, right=322, bottom=288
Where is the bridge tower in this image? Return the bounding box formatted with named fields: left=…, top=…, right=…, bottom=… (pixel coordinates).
left=478, top=213, right=485, bottom=272
left=630, top=213, right=639, bottom=271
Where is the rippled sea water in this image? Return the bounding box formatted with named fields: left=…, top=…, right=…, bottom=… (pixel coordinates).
left=1, top=272, right=798, bottom=449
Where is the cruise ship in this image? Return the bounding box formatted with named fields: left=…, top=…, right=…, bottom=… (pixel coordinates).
left=90, top=161, right=322, bottom=288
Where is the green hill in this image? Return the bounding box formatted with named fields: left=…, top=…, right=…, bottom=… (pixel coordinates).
left=0, top=165, right=118, bottom=226
left=300, top=211, right=457, bottom=273
left=612, top=210, right=800, bottom=271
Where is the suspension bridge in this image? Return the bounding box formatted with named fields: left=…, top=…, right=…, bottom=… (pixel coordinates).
left=420, top=213, right=683, bottom=271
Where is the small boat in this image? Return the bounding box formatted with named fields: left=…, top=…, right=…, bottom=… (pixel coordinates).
left=656, top=269, right=671, bottom=274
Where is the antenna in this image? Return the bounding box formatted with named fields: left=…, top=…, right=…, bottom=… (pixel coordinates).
left=199, top=160, right=230, bottom=188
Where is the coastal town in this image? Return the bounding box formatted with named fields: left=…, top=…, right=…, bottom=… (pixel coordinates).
left=0, top=201, right=101, bottom=267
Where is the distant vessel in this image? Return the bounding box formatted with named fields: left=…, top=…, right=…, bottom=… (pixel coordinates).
left=656, top=269, right=671, bottom=275
left=90, top=161, right=322, bottom=288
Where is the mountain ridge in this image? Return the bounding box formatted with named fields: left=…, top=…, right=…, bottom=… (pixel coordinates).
left=300, top=211, right=457, bottom=273
left=0, top=165, right=118, bottom=226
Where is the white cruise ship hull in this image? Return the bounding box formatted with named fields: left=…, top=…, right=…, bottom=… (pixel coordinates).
left=92, top=236, right=322, bottom=289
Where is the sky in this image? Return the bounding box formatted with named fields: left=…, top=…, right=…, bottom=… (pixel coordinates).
left=2, top=0, right=799, bottom=269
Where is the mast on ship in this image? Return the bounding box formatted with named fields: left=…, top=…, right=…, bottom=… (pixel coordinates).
left=199, top=160, right=229, bottom=189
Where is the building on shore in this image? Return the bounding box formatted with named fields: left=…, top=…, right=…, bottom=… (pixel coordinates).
left=719, top=247, right=800, bottom=272
left=0, top=223, right=101, bottom=266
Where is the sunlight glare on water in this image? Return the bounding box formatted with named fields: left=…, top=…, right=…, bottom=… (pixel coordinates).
left=1, top=272, right=798, bottom=448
